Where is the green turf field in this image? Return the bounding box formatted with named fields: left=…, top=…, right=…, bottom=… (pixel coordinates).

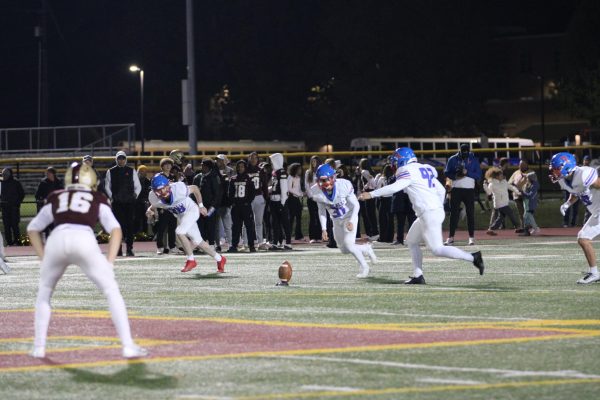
left=1, top=238, right=599, bottom=399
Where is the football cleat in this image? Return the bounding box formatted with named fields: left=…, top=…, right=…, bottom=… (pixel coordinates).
left=577, top=272, right=600, bottom=285
left=122, top=345, right=149, bottom=359
left=356, top=265, right=370, bottom=279
left=216, top=256, right=227, bottom=273
left=181, top=259, right=198, bottom=273
left=472, top=251, right=485, bottom=275
left=30, top=346, right=46, bottom=358
left=404, top=275, right=426, bottom=285
left=468, top=238, right=475, bottom=246
left=0, top=260, right=11, bottom=274
left=226, top=247, right=238, bottom=253
left=444, top=237, right=454, bottom=246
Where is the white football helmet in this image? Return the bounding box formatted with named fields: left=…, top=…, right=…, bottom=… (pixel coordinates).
left=65, top=162, right=97, bottom=190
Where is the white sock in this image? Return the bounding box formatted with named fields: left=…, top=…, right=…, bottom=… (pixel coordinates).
left=104, top=286, right=134, bottom=348
left=414, top=267, right=424, bottom=277
left=590, top=266, right=598, bottom=275
left=187, top=255, right=195, bottom=261
left=34, top=286, right=53, bottom=348
left=408, top=244, right=423, bottom=276
left=214, top=254, right=222, bottom=262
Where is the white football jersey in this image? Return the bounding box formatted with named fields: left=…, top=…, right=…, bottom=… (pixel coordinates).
left=310, top=179, right=359, bottom=221
left=558, top=166, right=600, bottom=213
left=370, top=162, right=445, bottom=217
left=149, top=181, right=197, bottom=216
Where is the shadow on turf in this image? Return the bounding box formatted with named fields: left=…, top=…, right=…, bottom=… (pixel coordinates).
left=188, top=273, right=238, bottom=280
left=61, top=363, right=178, bottom=388
left=364, top=276, right=405, bottom=284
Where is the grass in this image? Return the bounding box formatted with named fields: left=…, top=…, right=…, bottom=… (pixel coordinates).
left=1, top=237, right=599, bottom=399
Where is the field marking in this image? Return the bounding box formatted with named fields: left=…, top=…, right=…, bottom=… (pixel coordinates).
left=1, top=332, right=595, bottom=374
left=301, top=385, right=360, bottom=392
left=274, top=355, right=600, bottom=379
left=234, top=377, right=600, bottom=399
left=417, top=378, right=484, bottom=385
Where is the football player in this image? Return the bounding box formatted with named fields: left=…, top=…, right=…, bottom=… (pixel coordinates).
left=27, top=162, right=147, bottom=358
left=146, top=174, right=226, bottom=273
left=311, top=164, right=377, bottom=278
left=227, top=160, right=256, bottom=252
left=550, top=152, right=600, bottom=284
left=359, top=147, right=484, bottom=284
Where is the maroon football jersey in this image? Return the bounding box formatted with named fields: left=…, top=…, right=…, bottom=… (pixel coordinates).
left=47, top=189, right=110, bottom=229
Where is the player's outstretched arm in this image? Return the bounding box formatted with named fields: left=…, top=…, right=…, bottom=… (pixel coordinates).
left=107, top=227, right=123, bottom=264
left=188, top=184, right=207, bottom=215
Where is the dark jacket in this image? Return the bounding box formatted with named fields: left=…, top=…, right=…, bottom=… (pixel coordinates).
left=193, top=167, right=222, bottom=209
left=0, top=175, right=25, bottom=206
left=35, top=177, right=64, bottom=207
left=108, top=165, right=136, bottom=204
left=228, top=173, right=255, bottom=205
left=444, top=151, right=482, bottom=181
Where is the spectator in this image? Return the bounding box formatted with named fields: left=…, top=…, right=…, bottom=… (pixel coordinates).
left=508, top=159, right=530, bottom=232
left=484, top=167, right=521, bottom=235
left=82, top=155, right=104, bottom=194
left=520, top=171, right=540, bottom=236
left=287, top=163, right=304, bottom=240
left=0, top=168, right=25, bottom=246
left=104, top=151, right=141, bottom=256
left=391, top=187, right=416, bottom=245
left=155, top=158, right=177, bottom=254
left=227, top=160, right=256, bottom=252
left=443, top=143, right=482, bottom=246
left=134, top=165, right=151, bottom=235
left=193, top=159, right=221, bottom=248
left=357, top=158, right=379, bottom=240
left=304, top=156, right=322, bottom=243
left=214, top=154, right=234, bottom=250
left=261, top=161, right=274, bottom=245
left=34, top=167, right=64, bottom=238
left=169, top=149, right=186, bottom=181
left=375, top=164, right=394, bottom=242
left=247, top=153, right=267, bottom=248
left=268, top=153, right=292, bottom=250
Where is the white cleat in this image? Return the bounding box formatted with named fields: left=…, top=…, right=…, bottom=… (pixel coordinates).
left=577, top=272, right=600, bottom=285
left=0, top=260, right=11, bottom=274
left=356, top=266, right=370, bottom=279
left=30, top=346, right=46, bottom=358
left=468, top=238, right=475, bottom=246
left=122, top=345, right=149, bottom=359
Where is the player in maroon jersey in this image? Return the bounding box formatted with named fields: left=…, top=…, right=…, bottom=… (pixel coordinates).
left=27, top=162, right=147, bottom=359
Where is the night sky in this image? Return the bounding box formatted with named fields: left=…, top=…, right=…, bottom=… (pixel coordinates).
left=0, top=0, right=586, bottom=145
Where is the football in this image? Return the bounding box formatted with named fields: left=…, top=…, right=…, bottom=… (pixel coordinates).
left=277, top=260, right=293, bottom=285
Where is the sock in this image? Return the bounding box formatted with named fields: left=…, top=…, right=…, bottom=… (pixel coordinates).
left=187, top=255, right=194, bottom=261
left=414, top=267, right=424, bottom=277
left=104, top=286, right=134, bottom=348
left=214, top=254, right=222, bottom=262
left=590, top=266, right=598, bottom=275
left=408, top=244, right=423, bottom=276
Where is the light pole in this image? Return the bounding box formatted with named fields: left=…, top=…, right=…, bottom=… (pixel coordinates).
left=129, top=65, right=145, bottom=154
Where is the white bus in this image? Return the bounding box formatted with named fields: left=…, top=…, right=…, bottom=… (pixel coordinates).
left=350, top=137, right=535, bottom=166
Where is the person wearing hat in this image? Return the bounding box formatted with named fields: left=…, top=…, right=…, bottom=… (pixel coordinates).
left=0, top=167, right=25, bottom=246
left=508, top=158, right=531, bottom=233
left=134, top=165, right=152, bottom=235
left=443, top=143, right=482, bottom=246
left=82, top=155, right=105, bottom=194
left=104, top=151, right=141, bottom=256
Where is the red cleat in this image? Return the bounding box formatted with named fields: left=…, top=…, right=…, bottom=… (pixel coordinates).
left=181, top=259, right=198, bottom=273
left=216, top=256, right=226, bottom=273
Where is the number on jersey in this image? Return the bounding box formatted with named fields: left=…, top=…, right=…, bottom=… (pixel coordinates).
left=56, top=191, right=93, bottom=214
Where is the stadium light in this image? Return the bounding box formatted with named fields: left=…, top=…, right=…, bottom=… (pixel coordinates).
left=129, top=65, right=144, bottom=153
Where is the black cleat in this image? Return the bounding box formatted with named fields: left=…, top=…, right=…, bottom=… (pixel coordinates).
left=126, top=249, right=135, bottom=257
left=404, top=275, right=426, bottom=285
left=472, top=251, right=484, bottom=275
left=249, top=247, right=257, bottom=253
left=226, top=247, right=238, bottom=253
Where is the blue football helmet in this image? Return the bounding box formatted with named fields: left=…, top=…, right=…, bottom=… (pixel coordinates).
left=151, top=173, right=171, bottom=198
left=550, top=152, right=576, bottom=182
left=392, top=147, right=417, bottom=167
left=316, top=164, right=336, bottom=190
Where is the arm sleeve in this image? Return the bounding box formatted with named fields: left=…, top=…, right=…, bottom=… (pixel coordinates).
left=98, top=203, right=121, bottom=232
left=317, top=201, right=328, bottom=230
left=104, top=170, right=112, bottom=199
left=370, top=178, right=410, bottom=198
left=26, top=204, right=54, bottom=232
left=133, top=171, right=141, bottom=197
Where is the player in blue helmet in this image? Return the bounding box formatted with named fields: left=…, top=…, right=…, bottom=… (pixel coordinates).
left=550, top=151, right=600, bottom=284
left=147, top=173, right=227, bottom=274
left=549, top=152, right=577, bottom=183
left=359, top=148, right=485, bottom=284
left=151, top=173, right=171, bottom=199
left=392, top=147, right=418, bottom=168
left=311, top=163, right=377, bottom=278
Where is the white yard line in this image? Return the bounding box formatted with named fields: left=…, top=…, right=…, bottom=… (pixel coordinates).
left=416, top=378, right=484, bottom=385
left=275, top=355, right=600, bottom=379
left=301, top=385, right=360, bottom=392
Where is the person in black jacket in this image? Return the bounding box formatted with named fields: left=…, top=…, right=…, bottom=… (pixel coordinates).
left=193, top=159, right=221, bottom=247
left=0, top=168, right=25, bottom=245
left=34, top=166, right=64, bottom=238
left=134, top=165, right=151, bottom=234
left=227, top=160, right=256, bottom=252
left=155, top=158, right=178, bottom=254
left=104, top=151, right=141, bottom=256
